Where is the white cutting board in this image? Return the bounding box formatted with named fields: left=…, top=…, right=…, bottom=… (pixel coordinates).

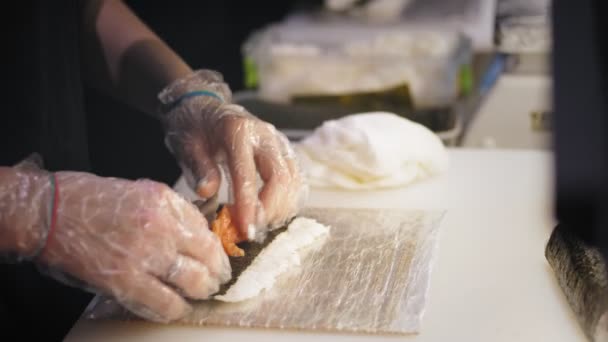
left=65, top=149, right=588, bottom=342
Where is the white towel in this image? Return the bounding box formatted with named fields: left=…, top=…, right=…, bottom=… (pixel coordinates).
left=295, top=112, right=448, bottom=190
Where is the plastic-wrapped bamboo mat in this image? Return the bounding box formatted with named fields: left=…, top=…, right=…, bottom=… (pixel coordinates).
left=86, top=207, right=444, bottom=335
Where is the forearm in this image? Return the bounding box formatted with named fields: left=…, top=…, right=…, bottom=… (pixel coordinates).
left=0, top=167, right=51, bottom=258
left=81, top=0, right=193, bottom=115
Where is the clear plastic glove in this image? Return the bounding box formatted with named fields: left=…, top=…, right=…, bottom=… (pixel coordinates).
left=0, top=159, right=231, bottom=323
left=159, top=70, right=308, bottom=242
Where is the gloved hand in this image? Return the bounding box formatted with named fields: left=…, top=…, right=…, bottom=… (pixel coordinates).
left=159, top=70, right=308, bottom=242
left=0, top=159, right=231, bottom=323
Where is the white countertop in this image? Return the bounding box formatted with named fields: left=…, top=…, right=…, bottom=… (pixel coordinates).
left=64, top=149, right=587, bottom=342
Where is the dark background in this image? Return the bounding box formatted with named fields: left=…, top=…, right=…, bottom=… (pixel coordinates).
left=86, top=1, right=320, bottom=184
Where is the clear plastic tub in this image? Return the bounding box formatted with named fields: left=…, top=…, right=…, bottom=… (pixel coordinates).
left=243, top=17, right=472, bottom=109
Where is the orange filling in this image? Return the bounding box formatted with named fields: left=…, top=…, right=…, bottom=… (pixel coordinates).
left=211, top=206, right=245, bottom=257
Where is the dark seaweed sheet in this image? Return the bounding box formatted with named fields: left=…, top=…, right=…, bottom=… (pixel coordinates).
left=216, top=226, right=287, bottom=295
left=204, top=203, right=295, bottom=296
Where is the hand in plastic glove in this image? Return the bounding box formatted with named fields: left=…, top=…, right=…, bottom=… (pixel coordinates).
left=159, top=70, right=307, bottom=241
left=0, top=160, right=231, bottom=323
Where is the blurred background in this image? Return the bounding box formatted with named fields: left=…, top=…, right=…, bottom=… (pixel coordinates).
left=86, top=0, right=551, bottom=184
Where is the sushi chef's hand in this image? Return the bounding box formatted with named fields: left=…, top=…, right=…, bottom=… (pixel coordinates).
left=159, top=70, right=308, bottom=242
left=0, top=158, right=231, bottom=323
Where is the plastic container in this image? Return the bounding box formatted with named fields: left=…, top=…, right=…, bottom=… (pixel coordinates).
left=243, top=16, right=473, bottom=110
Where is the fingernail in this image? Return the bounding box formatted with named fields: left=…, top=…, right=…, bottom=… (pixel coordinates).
left=247, top=224, right=256, bottom=241
left=196, top=178, right=209, bottom=198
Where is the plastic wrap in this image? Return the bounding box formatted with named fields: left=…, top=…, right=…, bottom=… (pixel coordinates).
left=86, top=207, right=444, bottom=335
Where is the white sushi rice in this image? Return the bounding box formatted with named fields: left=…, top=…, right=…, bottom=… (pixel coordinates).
left=214, top=217, right=330, bottom=302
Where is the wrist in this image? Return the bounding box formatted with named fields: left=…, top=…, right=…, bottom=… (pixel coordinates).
left=157, top=69, right=232, bottom=115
